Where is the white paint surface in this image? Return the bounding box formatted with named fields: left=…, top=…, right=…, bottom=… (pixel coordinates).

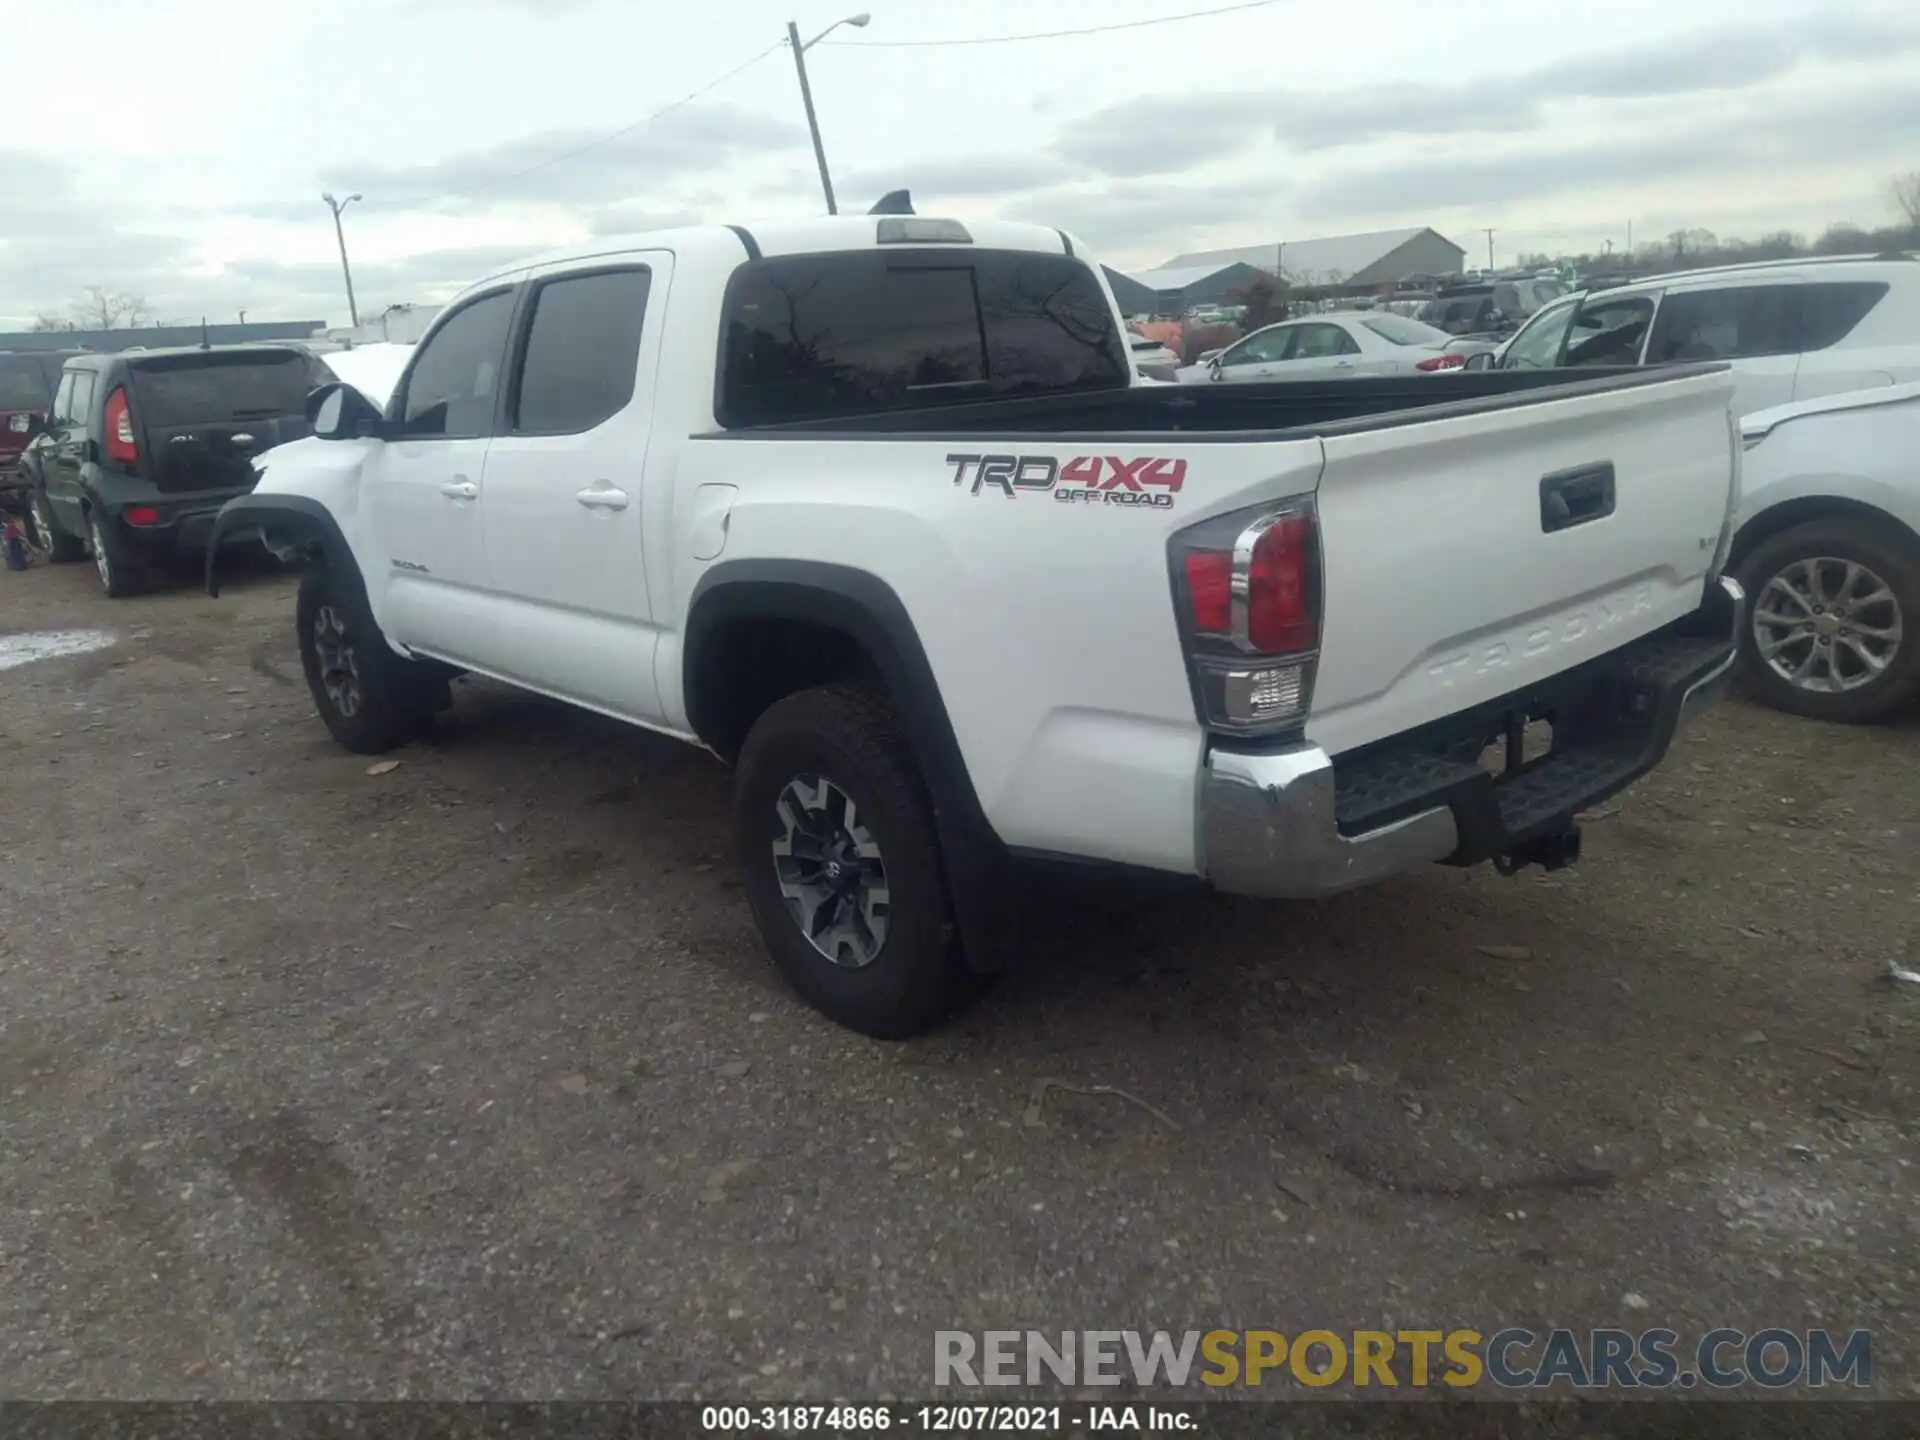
left=0, top=630, right=117, bottom=672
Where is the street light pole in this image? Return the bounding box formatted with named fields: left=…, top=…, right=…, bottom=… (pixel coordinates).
left=322, top=191, right=364, bottom=328
left=787, top=14, right=870, bottom=216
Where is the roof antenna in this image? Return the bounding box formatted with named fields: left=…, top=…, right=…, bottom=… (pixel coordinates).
left=199, top=316, right=211, bottom=350
left=868, top=189, right=913, bottom=216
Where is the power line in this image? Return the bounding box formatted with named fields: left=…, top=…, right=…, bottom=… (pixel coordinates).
left=362, top=39, right=786, bottom=210
left=822, top=0, right=1287, bottom=47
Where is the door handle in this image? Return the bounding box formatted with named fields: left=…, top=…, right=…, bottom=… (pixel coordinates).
left=439, top=479, right=479, bottom=500
left=575, top=485, right=629, bottom=512
left=1539, top=462, right=1616, bottom=533
left=1332, top=360, right=1355, bottom=369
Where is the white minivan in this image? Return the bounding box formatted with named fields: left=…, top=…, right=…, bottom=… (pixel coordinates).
left=1475, top=254, right=1920, bottom=415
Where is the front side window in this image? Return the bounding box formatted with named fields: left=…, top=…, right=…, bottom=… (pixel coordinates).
left=1291, top=324, right=1360, bottom=359
left=1500, top=299, right=1579, bottom=370
left=717, top=250, right=1127, bottom=427
left=1645, top=284, right=1796, bottom=363
left=511, top=268, right=653, bottom=435
left=397, top=290, right=516, bottom=439
left=1225, top=326, right=1294, bottom=365
left=1562, top=296, right=1655, bottom=367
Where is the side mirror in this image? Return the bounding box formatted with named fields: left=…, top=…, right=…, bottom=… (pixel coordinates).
left=306, top=381, right=384, bottom=440
left=1207, top=356, right=1223, bottom=380
left=1462, top=351, right=1493, bottom=371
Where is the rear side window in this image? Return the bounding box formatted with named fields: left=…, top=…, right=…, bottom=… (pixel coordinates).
left=511, top=267, right=652, bottom=435
left=399, top=290, right=516, bottom=439
left=1645, top=285, right=1795, bottom=363
left=129, top=353, right=316, bottom=426
left=1796, top=282, right=1889, bottom=352
left=49, top=372, right=76, bottom=423
left=0, top=357, right=52, bottom=409
left=66, top=371, right=97, bottom=426
left=718, top=250, right=1128, bottom=428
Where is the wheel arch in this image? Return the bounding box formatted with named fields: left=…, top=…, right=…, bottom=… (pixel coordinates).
left=205, top=492, right=365, bottom=600
left=1730, top=494, right=1920, bottom=575
left=684, top=560, right=1018, bottom=973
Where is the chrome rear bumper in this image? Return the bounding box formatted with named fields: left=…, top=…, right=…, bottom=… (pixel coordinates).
left=1201, top=575, right=1743, bottom=900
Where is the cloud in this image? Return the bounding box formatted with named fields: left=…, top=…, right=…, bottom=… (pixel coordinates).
left=1042, top=12, right=1920, bottom=175
left=1293, top=77, right=1920, bottom=220
left=325, top=104, right=803, bottom=212
left=841, top=151, right=1078, bottom=202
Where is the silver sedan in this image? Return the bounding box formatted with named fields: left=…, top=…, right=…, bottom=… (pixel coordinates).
left=1174, top=312, right=1470, bottom=384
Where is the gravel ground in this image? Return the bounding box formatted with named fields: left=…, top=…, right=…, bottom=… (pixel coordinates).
left=1, top=559, right=1916, bottom=1406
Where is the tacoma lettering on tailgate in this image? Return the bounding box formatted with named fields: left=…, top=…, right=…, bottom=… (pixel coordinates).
left=1425, top=584, right=1656, bottom=686
left=946, top=453, right=1186, bottom=509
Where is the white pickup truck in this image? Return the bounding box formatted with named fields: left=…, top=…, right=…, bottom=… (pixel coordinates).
left=210, top=213, right=1744, bottom=1037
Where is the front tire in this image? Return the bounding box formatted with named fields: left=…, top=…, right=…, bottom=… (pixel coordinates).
left=26, top=489, right=84, bottom=562
left=1735, top=518, right=1920, bottom=723
left=295, top=567, right=441, bottom=754
left=734, top=683, right=970, bottom=1039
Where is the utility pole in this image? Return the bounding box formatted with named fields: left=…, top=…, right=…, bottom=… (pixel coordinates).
left=1483, top=228, right=1496, bottom=271
left=322, top=191, right=363, bottom=328
left=787, top=16, right=869, bottom=216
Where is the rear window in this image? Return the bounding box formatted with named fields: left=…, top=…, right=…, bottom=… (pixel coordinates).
left=1418, top=296, right=1493, bottom=333
left=0, top=356, right=54, bottom=409
left=1797, top=282, right=1890, bottom=352
left=718, top=249, right=1129, bottom=428
left=1361, top=314, right=1446, bottom=346
left=129, top=352, right=321, bottom=426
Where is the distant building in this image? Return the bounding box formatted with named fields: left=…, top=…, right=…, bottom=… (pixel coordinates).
left=1161, top=228, right=1468, bottom=288
left=323, top=304, right=442, bottom=347
left=1109, top=261, right=1276, bottom=316
left=0, top=320, right=324, bottom=353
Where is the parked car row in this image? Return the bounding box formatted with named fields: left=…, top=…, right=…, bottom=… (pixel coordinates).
left=3, top=342, right=407, bottom=597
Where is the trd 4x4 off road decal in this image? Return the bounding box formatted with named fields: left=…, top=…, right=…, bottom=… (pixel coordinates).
left=946, top=453, right=1186, bottom=509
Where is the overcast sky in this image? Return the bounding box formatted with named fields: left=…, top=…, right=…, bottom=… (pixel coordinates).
left=4, top=0, right=1916, bottom=329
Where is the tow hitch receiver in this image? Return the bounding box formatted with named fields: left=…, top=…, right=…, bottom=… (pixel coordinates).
left=1493, top=821, right=1582, bottom=877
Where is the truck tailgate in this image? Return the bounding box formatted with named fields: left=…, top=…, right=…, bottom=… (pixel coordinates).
left=1308, top=367, right=1737, bottom=756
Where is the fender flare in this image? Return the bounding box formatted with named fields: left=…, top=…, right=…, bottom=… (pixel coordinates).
left=685, top=560, right=1020, bottom=972
left=205, top=492, right=363, bottom=600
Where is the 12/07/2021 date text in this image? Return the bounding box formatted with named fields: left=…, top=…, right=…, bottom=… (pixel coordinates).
left=700, top=1405, right=1191, bottom=1431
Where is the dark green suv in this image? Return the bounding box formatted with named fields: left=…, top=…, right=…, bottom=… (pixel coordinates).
left=19, top=345, right=329, bottom=596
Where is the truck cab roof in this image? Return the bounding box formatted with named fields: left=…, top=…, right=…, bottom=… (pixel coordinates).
left=470, top=216, right=1082, bottom=291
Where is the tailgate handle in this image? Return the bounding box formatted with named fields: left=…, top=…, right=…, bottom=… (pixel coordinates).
left=1540, top=462, right=1615, bottom=533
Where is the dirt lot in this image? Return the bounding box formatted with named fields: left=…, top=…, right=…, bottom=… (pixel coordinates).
left=1, top=558, right=1916, bottom=1405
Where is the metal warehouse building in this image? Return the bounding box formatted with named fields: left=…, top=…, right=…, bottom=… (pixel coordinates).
left=1104, top=260, right=1275, bottom=317
left=1162, top=227, right=1468, bottom=288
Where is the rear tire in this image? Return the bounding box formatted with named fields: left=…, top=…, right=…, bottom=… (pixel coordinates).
left=1734, top=518, right=1920, bottom=723
left=733, top=683, right=971, bottom=1039
left=295, top=567, right=442, bottom=754
left=88, top=514, right=145, bottom=598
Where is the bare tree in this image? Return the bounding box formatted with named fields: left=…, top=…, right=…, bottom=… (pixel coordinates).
left=28, top=312, right=76, bottom=333
left=1890, top=171, right=1920, bottom=230
left=71, top=285, right=153, bottom=329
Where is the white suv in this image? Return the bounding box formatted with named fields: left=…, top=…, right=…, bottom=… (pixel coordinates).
left=1478, top=253, right=1920, bottom=415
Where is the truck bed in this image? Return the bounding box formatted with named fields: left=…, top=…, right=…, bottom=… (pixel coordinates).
left=719, top=365, right=1724, bottom=438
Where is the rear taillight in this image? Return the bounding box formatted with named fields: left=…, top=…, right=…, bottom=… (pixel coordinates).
left=124, top=506, right=161, bottom=527
left=1170, top=501, right=1322, bottom=737
left=104, top=388, right=137, bottom=465
left=1416, top=352, right=1468, bottom=372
